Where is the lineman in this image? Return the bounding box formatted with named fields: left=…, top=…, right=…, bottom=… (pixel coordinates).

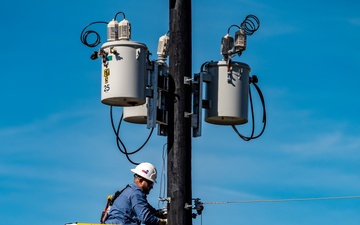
left=104, top=162, right=167, bottom=225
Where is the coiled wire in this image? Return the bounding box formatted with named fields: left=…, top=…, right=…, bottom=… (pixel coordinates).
left=240, top=14, right=260, bottom=36
left=80, top=21, right=108, bottom=48
left=80, top=11, right=126, bottom=48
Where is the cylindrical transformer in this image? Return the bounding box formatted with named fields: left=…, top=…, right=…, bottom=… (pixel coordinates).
left=123, top=102, right=147, bottom=124
left=205, top=60, right=250, bottom=125
left=100, top=40, right=147, bottom=106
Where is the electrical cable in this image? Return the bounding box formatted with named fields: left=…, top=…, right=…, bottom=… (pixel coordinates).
left=80, top=21, right=108, bottom=48
left=240, top=14, right=260, bottom=36
left=110, top=106, right=155, bottom=165
left=249, top=80, right=266, bottom=139
left=110, top=108, right=137, bottom=165
left=232, top=76, right=266, bottom=141
left=80, top=12, right=126, bottom=48
left=116, top=116, right=154, bottom=155
left=227, top=24, right=241, bottom=34
left=202, top=195, right=360, bottom=205
left=114, top=12, right=126, bottom=20
left=200, top=61, right=213, bottom=72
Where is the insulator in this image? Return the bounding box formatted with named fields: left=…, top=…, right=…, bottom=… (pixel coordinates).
left=107, top=19, right=118, bottom=41
left=234, top=29, right=247, bottom=52
left=118, top=19, right=131, bottom=40
left=220, top=34, right=234, bottom=56
left=157, top=34, right=170, bottom=60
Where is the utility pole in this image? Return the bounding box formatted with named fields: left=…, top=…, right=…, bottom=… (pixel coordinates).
left=167, top=0, right=193, bottom=225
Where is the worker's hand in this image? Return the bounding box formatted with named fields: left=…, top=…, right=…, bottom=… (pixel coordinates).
left=155, top=209, right=167, bottom=219
left=159, top=218, right=167, bottom=225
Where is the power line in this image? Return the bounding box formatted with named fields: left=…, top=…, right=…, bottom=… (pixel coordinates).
left=203, top=195, right=360, bottom=205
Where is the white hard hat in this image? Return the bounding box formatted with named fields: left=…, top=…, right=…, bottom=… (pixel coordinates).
left=131, top=162, right=157, bottom=183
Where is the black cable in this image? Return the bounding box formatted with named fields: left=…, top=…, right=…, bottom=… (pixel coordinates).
left=110, top=106, right=155, bottom=165
left=232, top=85, right=255, bottom=141
left=227, top=24, right=241, bottom=34
left=250, top=81, right=266, bottom=139
left=110, top=106, right=125, bottom=151
left=80, top=21, right=108, bottom=48
left=200, top=61, right=213, bottom=72
left=240, top=14, right=260, bottom=36
left=111, top=106, right=138, bottom=165
left=114, top=12, right=126, bottom=20
left=110, top=106, right=137, bottom=164
left=80, top=11, right=126, bottom=48
left=114, top=112, right=155, bottom=155
left=232, top=76, right=266, bottom=141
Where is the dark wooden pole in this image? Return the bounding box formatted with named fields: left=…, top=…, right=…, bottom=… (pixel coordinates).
left=167, top=0, right=192, bottom=225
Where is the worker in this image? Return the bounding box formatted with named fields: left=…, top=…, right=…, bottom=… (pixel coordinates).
left=104, top=162, right=167, bottom=225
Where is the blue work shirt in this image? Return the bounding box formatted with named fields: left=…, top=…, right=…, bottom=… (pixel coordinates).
left=105, top=183, right=160, bottom=225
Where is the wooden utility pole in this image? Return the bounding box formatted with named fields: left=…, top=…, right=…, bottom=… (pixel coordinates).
left=167, top=0, right=193, bottom=225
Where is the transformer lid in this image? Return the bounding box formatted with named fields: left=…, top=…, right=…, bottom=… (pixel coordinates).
left=101, top=40, right=148, bottom=50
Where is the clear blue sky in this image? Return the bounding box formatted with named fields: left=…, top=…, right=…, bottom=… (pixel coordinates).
left=1, top=0, right=360, bottom=225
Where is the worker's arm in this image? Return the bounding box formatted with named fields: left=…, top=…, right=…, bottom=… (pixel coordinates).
left=131, top=192, right=160, bottom=225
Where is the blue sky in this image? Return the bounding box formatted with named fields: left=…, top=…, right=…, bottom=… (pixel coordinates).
left=1, top=0, right=360, bottom=225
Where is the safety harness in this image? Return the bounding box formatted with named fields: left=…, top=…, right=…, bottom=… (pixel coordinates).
left=100, top=185, right=129, bottom=224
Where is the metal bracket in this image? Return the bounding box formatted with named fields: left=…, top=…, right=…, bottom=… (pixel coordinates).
left=184, top=112, right=193, bottom=118
left=184, top=198, right=204, bottom=215
left=202, top=73, right=212, bottom=83
left=145, top=88, right=153, bottom=98
left=184, top=76, right=193, bottom=85
left=159, top=197, right=171, bottom=203
left=184, top=203, right=192, bottom=210
left=146, top=61, right=159, bottom=129
left=192, top=72, right=203, bottom=137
